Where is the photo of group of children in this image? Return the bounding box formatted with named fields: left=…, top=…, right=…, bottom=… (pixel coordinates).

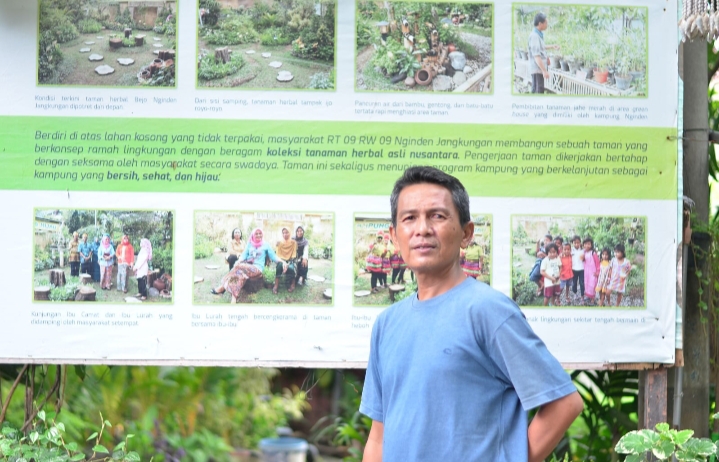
left=352, top=214, right=491, bottom=306
left=511, top=215, right=645, bottom=308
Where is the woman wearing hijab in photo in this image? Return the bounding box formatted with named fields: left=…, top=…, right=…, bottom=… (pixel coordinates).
left=133, top=238, right=153, bottom=300
left=294, top=226, right=309, bottom=286
left=211, top=228, right=283, bottom=302
left=115, top=234, right=135, bottom=294
left=97, top=234, right=115, bottom=290
left=91, top=236, right=101, bottom=282
left=365, top=231, right=388, bottom=293
left=275, top=227, right=297, bottom=293
left=226, top=228, right=245, bottom=272
left=68, top=232, right=81, bottom=277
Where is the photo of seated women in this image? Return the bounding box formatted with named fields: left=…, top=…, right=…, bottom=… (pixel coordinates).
left=194, top=211, right=334, bottom=305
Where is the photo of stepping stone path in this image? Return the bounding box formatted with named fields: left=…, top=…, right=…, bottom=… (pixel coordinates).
left=197, top=0, right=336, bottom=90
left=38, top=0, right=177, bottom=87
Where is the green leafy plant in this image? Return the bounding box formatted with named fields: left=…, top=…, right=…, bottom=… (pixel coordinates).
left=49, top=277, right=81, bottom=302
left=615, top=423, right=717, bottom=461
left=198, top=53, right=245, bottom=80
left=260, top=28, right=293, bottom=46
left=263, top=265, right=276, bottom=285
left=38, top=30, right=64, bottom=83
left=204, top=15, right=260, bottom=46
left=78, top=18, right=103, bottom=34
left=121, top=37, right=136, bottom=48
left=0, top=411, right=142, bottom=462
left=308, top=72, right=334, bottom=89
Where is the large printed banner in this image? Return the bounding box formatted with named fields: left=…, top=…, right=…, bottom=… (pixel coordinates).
left=0, top=0, right=678, bottom=366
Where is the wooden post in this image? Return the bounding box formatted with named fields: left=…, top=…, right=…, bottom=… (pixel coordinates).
left=49, top=269, right=66, bottom=287
left=74, top=286, right=96, bottom=301
left=80, top=273, right=92, bottom=285
left=124, top=28, right=132, bottom=38
left=134, top=34, right=145, bottom=46
left=110, top=38, right=123, bottom=49
left=34, top=287, right=50, bottom=301
left=215, top=47, right=230, bottom=64
left=639, top=368, right=667, bottom=429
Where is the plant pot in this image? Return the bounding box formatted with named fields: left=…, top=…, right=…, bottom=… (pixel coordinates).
left=568, top=61, right=579, bottom=73
left=607, top=68, right=616, bottom=85
left=414, top=66, right=434, bottom=86
left=629, top=70, right=645, bottom=81
left=581, top=66, right=593, bottom=80
left=520, top=50, right=528, bottom=60
left=594, top=68, right=609, bottom=83
left=141, top=69, right=151, bottom=79
left=560, top=60, right=569, bottom=72
left=549, top=56, right=561, bottom=69
left=615, top=74, right=633, bottom=90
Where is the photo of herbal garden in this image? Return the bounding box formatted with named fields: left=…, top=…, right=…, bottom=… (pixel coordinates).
left=33, top=209, right=174, bottom=304
left=194, top=211, right=334, bottom=305
left=38, top=0, right=177, bottom=87
left=356, top=1, right=492, bottom=92
left=197, top=0, right=336, bottom=90
left=513, top=4, right=648, bottom=97
left=511, top=215, right=646, bottom=308
left=353, top=214, right=491, bottom=306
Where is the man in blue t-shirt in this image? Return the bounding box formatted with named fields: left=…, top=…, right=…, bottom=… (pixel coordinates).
left=360, top=167, right=583, bottom=461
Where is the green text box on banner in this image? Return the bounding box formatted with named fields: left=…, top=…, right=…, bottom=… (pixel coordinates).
left=0, top=116, right=676, bottom=199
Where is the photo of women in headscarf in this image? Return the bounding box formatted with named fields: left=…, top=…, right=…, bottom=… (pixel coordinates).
left=353, top=213, right=491, bottom=306
left=194, top=211, right=334, bottom=305
left=33, top=209, right=174, bottom=304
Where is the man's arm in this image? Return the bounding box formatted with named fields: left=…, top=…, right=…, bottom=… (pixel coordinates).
left=362, top=420, right=384, bottom=462
left=527, top=391, right=583, bottom=462
left=534, top=55, right=549, bottom=78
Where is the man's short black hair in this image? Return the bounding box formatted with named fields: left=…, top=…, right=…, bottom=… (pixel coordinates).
left=534, top=13, right=547, bottom=26
left=390, top=166, right=470, bottom=228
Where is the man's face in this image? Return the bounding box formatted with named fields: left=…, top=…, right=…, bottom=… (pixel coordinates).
left=537, top=20, right=548, bottom=31
left=573, top=239, right=581, bottom=249
left=390, top=183, right=473, bottom=276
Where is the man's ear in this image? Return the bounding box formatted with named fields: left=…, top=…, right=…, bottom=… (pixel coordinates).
left=460, top=221, right=474, bottom=249
left=389, top=225, right=398, bottom=247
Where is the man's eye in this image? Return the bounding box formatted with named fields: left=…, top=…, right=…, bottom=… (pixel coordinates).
left=403, top=215, right=415, bottom=222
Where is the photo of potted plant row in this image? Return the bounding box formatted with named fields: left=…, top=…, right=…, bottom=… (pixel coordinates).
left=512, top=4, right=647, bottom=97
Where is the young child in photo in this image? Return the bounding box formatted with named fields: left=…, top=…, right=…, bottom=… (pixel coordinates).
left=559, top=242, right=574, bottom=305
left=607, top=243, right=632, bottom=306
left=540, top=243, right=561, bottom=306
left=582, top=237, right=600, bottom=305
left=531, top=234, right=553, bottom=295
left=554, top=236, right=564, bottom=249
left=570, top=235, right=585, bottom=301
left=595, top=247, right=612, bottom=306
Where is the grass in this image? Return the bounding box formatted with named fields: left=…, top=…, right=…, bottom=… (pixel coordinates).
left=197, top=39, right=333, bottom=90
left=33, top=266, right=171, bottom=304
left=43, top=31, right=173, bottom=87
left=194, top=252, right=333, bottom=305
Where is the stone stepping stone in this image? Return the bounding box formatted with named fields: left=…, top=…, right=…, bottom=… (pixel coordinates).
left=153, top=43, right=163, bottom=48
left=97, top=36, right=104, bottom=39
left=277, top=70, right=293, bottom=82
left=194, top=276, right=204, bottom=284
left=85, top=41, right=95, bottom=45
left=88, top=54, right=103, bottom=61
left=307, top=274, right=325, bottom=282
left=245, top=50, right=256, bottom=54
left=79, top=48, right=91, bottom=53
left=125, top=297, right=142, bottom=303
left=269, top=61, right=282, bottom=68
left=262, top=52, right=271, bottom=58
left=205, top=265, right=219, bottom=270
left=95, top=65, right=115, bottom=75
left=153, top=37, right=162, bottom=41
left=153, top=50, right=160, bottom=55
left=322, top=289, right=332, bottom=299
left=117, top=58, right=135, bottom=66
left=354, top=290, right=371, bottom=297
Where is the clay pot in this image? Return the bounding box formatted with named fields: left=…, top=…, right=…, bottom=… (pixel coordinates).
left=414, top=66, right=434, bottom=86
left=153, top=279, right=166, bottom=291
left=141, top=69, right=151, bottom=79
left=594, top=68, right=609, bottom=84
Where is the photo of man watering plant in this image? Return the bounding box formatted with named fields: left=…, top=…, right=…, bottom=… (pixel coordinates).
left=356, top=1, right=493, bottom=92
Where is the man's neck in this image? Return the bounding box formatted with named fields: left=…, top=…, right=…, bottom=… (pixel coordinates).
left=415, top=264, right=467, bottom=301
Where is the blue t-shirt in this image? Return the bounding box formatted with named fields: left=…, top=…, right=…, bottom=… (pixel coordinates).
left=360, top=277, right=575, bottom=461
